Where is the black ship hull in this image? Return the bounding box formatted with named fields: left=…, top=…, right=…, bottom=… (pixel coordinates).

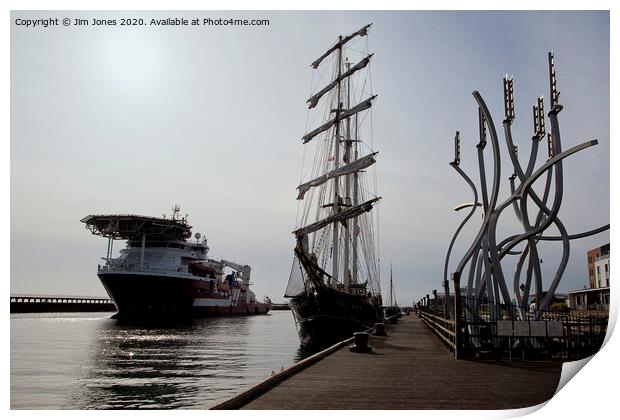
left=288, top=285, right=383, bottom=346
left=99, top=273, right=270, bottom=321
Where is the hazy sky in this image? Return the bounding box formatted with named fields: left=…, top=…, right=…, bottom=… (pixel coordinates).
left=11, top=11, right=609, bottom=305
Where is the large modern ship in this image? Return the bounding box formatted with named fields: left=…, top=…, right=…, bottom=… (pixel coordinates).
left=81, top=205, right=271, bottom=320
left=285, top=24, right=383, bottom=346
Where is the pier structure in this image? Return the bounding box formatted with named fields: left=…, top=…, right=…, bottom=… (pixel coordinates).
left=209, top=315, right=562, bottom=410
left=10, top=294, right=116, bottom=313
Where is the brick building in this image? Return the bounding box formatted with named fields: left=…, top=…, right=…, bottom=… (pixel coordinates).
left=587, top=243, right=610, bottom=288
left=569, top=243, right=610, bottom=310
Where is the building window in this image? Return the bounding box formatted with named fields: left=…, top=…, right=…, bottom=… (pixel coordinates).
left=605, top=264, right=609, bottom=273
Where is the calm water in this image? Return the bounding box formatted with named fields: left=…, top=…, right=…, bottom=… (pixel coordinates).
left=10, top=310, right=311, bottom=409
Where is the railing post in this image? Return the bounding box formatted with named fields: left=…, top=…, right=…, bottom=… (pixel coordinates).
left=452, top=271, right=462, bottom=359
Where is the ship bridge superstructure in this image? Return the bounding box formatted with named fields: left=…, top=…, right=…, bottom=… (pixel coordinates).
left=81, top=208, right=212, bottom=277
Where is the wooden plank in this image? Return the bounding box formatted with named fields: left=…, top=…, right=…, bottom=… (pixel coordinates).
left=209, top=336, right=355, bottom=409
left=235, top=315, right=562, bottom=410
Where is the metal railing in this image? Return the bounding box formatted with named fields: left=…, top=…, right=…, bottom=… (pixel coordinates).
left=99, top=262, right=191, bottom=275
left=417, top=296, right=608, bottom=360
left=418, top=310, right=456, bottom=351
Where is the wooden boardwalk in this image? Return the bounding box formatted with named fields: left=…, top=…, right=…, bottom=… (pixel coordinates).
left=239, top=315, right=563, bottom=410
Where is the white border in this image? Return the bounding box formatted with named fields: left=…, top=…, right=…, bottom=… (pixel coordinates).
left=4, top=2, right=616, bottom=419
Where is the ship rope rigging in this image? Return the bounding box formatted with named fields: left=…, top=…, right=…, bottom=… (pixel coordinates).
left=286, top=24, right=381, bottom=299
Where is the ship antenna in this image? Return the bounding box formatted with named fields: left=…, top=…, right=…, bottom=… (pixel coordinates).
left=172, top=204, right=181, bottom=220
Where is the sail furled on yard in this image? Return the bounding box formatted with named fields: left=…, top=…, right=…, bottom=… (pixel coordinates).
left=302, top=95, right=377, bottom=143
left=307, top=54, right=374, bottom=109
left=293, top=198, right=380, bottom=238
left=311, top=24, right=372, bottom=69
left=297, top=152, right=377, bottom=200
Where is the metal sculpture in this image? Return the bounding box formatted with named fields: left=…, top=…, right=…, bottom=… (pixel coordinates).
left=444, top=52, right=609, bottom=321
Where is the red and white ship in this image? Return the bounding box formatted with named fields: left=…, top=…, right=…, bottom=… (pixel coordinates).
left=81, top=206, right=272, bottom=320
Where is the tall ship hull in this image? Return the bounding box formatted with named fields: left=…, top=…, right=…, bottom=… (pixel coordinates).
left=286, top=24, right=384, bottom=346
left=289, top=286, right=382, bottom=346
left=82, top=207, right=272, bottom=321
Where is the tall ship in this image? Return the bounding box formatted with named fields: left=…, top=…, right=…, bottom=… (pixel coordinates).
left=384, top=263, right=401, bottom=318
left=285, top=24, right=383, bottom=346
left=81, top=205, right=271, bottom=320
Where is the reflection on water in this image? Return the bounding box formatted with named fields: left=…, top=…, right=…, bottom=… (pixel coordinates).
left=11, top=311, right=306, bottom=409
left=74, top=317, right=251, bottom=409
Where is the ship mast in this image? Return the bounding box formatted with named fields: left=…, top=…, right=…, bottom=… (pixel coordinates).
left=352, top=113, right=359, bottom=284
left=389, top=262, right=397, bottom=307
left=290, top=23, right=379, bottom=295
left=331, top=36, right=343, bottom=286
left=343, top=59, right=352, bottom=287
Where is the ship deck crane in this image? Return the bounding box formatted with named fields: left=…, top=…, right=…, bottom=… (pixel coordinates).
left=221, top=259, right=251, bottom=285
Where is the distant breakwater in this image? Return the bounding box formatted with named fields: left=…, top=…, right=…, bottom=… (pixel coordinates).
left=10, top=294, right=116, bottom=313
left=10, top=294, right=290, bottom=313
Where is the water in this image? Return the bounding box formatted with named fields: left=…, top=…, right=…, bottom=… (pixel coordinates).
left=10, top=311, right=310, bottom=409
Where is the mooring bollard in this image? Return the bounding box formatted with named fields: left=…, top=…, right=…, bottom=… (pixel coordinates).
left=350, top=331, right=372, bottom=353
left=373, top=322, right=387, bottom=336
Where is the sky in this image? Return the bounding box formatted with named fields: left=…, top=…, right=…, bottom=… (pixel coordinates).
left=10, top=10, right=610, bottom=306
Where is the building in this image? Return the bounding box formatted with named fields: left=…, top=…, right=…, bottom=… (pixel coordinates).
left=587, top=243, right=609, bottom=288
left=594, top=251, right=610, bottom=288
left=569, top=243, right=610, bottom=310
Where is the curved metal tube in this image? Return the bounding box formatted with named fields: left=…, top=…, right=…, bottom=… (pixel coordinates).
left=520, top=158, right=554, bottom=308
left=485, top=141, right=594, bottom=311
left=506, top=128, right=549, bottom=308
left=503, top=100, right=553, bottom=311
left=513, top=244, right=529, bottom=305
left=537, top=224, right=610, bottom=241
left=509, top=175, right=522, bottom=222
left=454, top=202, right=481, bottom=211
left=485, top=116, right=551, bottom=308
left=440, top=54, right=609, bottom=323
left=467, top=246, right=481, bottom=299
left=498, top=224, right=610, bottom=249
left=499, top=139, right=598, bottom=258
left=454, top=92, right=502, bottom=276
left=504, top=117, right=541, bottom=183
left=473, top=248, right=485, bottom=298
left=539, top=216, right=571, bottom=311
left=443, top=163, right=479, bottom=318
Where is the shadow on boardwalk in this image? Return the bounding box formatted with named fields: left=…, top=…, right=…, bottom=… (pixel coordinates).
left=241, top=315, right=563, bottom=410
